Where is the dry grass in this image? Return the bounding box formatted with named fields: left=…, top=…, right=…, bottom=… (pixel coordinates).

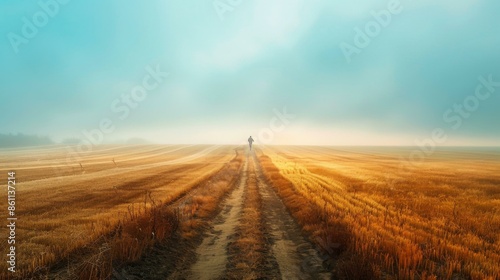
left=75, top=201, right=179, bottom=279
left=100, top=148, right=245, bottom=280
left=258, top=146, right=500, bottom=280
left=0, top=145, right=236, bottom=279
left=227, top=156, right=265, bottom=279
left=2, top=144, right=497, bottom=279
left=175, top=148, right=244, bottom=240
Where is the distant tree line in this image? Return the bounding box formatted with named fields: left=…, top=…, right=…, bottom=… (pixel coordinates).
left=0, top=133, right=54, bottom=148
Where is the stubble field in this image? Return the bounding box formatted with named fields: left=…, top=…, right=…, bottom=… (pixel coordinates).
left=0, top=145, right=498, bottom=279
left=259, top=146, right=500, bottom=279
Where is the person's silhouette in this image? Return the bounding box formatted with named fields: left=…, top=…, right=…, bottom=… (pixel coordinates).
left=248, top=136, right=254, bottom=150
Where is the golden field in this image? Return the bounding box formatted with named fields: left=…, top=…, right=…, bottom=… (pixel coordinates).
left=0, top=145, right=239, bottom=279
left=258, top=146, right=500, bottom=279
left=0, top=144, right=499, bottom=279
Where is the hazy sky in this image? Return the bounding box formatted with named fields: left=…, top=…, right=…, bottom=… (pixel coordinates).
left=1, top=0, right=499, bottom=145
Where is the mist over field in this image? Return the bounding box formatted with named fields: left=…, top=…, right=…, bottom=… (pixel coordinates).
left=1, top=1, right=500, bottom=279
left=1, top=0, right=499, bottom=146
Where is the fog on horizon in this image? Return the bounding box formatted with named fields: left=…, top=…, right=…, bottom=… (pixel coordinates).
left=1, top=0, right=499, bottom=147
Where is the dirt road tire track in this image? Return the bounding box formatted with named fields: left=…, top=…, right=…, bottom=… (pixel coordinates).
left=68, top=148, right=243, bottom=280
left=181, top=157, right=248, bottom=280
left=108, top=149, right=244, bottom=280
left=174, top=151, right=331, bottom=279
left=113, top=150, right=332, bottom=279
left=254, top=153, right=331, bottom=280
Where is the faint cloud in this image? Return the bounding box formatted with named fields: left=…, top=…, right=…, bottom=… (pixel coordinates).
left=251, top=0, right=304, bottom=45
left=405, top=0, right=481, bottom=16
left=193, top=38, right=262, bottom=70
left=193, top=0, right=317, bottom=71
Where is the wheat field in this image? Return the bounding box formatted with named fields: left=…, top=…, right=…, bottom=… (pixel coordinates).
left=1, top=145, right=499, bottom=279
left=0, top=144, right=237, bottom=278
left=258, top=146, right=500, bottom=279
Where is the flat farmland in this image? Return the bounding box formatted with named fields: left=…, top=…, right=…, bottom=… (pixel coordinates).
left=259, top=146, right=500, bottom=279
left=0, top=145, right=499, bottom=279
left=0, top=145, right=237, bottom=279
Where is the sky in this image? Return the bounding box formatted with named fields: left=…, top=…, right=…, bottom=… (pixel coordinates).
left=0, top=0, right=499, bottom=146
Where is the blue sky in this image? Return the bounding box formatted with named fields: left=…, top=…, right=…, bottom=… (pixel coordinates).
left=1, top=0, right=499, bottom=145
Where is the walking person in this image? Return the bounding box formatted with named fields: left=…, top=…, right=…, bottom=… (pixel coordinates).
left=248, top=136, right=254, bottom=150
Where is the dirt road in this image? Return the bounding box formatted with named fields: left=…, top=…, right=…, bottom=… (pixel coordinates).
left=166, top=151, right=331, bottom=279
left=116, top=150, right=331, bottom=279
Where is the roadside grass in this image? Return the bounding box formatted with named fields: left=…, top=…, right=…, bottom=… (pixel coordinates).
left=227, top=156, right=265, bottom=279
left=0, top=145, right=236, bottom=279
